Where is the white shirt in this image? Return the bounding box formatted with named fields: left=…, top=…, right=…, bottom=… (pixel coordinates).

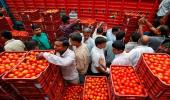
left=4, top=39, right=25, bottom=51
left=157, top=0, right=170, bottom=16
left=84, top=37, right=95, bottom=52
left=111, top=52, right=132, bottom=66
left=91, top=46, right=106, bottom=73
left=106, top=28, right=116, bottom=42
left=128, top=45, right=154, bottom=66
left=125, top=42, right=139, bottom=53
left=43, top=49, right=79, bottom=80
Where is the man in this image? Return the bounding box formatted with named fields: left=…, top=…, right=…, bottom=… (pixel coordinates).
left=82, top=27, right=95, bottom=52
left=138, top=18, right=169, bottom=51
left=125, top=32, right=141, bottom=53
left=59, top=15, right=79, bottom=38
left=37, top=38, right=79, bottom=84
left=31, top=24, right=51, bottom=50
left=106, top=26, right=119, bottom=42
left=111, top=40, right=132, bottom=66
left=91, top=37, right=109, bottom=75
left=157, top=0, right=170, bottom=18
left=69, top=32, right=89, bottom=83
left=116, top=30, right=125, bottom=41
left=1, top=31, right=25, bottom=51
left=128, top=35, right=154, bottom=66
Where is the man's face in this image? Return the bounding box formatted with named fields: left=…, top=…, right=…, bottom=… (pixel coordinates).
left=99, top=42, right=106, bottom=49
left=33, top=28, right=42, bottom=35
left=70, top=39, right=80, bottom=47
left=54, top=41, right=64, bottom=52
left=83, top=32, right=90, bottom=40
left=112, top=47, right=121, bottom=54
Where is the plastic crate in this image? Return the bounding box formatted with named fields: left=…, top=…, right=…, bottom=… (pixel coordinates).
left=83, top=76, right=111, bottom=100
left=42, top=9, right=60, bottom=22
left=20, top=10, right=41, bottom=21
left=135, top=53, right=170, bottom=99
left=110, top=65, right=148, bottom=100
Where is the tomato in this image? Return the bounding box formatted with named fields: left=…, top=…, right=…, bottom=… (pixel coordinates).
left=8, top=74, right=14, bottom=78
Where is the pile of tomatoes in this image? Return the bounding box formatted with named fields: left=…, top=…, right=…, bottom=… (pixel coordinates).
left=63, top=85, right=83, bottom=100
left=111, top=66, right=146, bottom=95
left=0, top=52, right=25, bottom=74
left=84, top=77, right=109, bottom=100
left=7, top=51, right=53, bottom=78
left=143, top=54, right=170, bottom=84
left=80, top=18, right=96, bottom=25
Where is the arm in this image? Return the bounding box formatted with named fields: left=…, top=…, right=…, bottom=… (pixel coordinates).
left=145, top=19, right=160, bottom=35
left=65, top=19, right=80, bottom=29
left=160, top=11, right=170, bottom=25
left=43, top=52, right=75, bottom=67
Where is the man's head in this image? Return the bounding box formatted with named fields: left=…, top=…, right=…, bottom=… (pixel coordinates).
left=131, top=32, right=141, bottom=42
left=32, top=24, right=42, bottom=35
left=97, top=28, right=103, bottom=35
left=112, top=40, right=125, bottom=54
left=157, top=25, right=169, bottom=38
left=1, top=31, right=12, bottom=41
left=73, top=24, right=81, bottom=32
left=139, top=35, right=150, bottom=45
left=25, top=40, right=37, bottom=50
left=83, top=27, right=92, bottom=40
left=69, top=32, right=82, bottom=47
left=116, top=30, right=125, bottom=41
left=95, top=37, right=107, bottom=49
left=61, top=15, right=70, bottom=24
left=54, top=37, right=69, bottom=52
left=112, top=26, right=119, bottom=35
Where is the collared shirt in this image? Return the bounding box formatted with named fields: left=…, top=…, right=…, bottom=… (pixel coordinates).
left=59, top=22, right=76, bottom=36
left=157, top=0, right=170, bottom=16
left=73, top=43, right=89, bottom=74
left=111, top=52, right=132, bottom=66
left=4, top=39, right=25, bottom=51
left=106, top=28, right=116, bottom=42
left=149, top=36, right=165, bottom=51
left=125, top=42, right=139, bottom=53
left=43, top=49, right=79, bottom=81
left=84, top=37, right=95, bottom=52
left=105, top=41, right=115, bottom=65
left=91, top=46, right=106, bottom=73
left=128, top=45, right=154, bottom=66
left=32, top=32, right=51, bottom=50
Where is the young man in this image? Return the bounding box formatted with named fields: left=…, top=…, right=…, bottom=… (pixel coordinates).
left=37, top=38, right=79, bottom=84
left=106, top=26, right=119, bottom=42
left=69, top=32, right=89, bottom=83
left=31, top=24, right=51, bottom=50
left=91, top=37, right=109, bottom=75
left=59, top=15, right=79, bottom=38
left=128, top=35, right=154, bottom=66
left=111, top=40, right=132, bottom=66
left=125, top=32, right=141, bottom=53
left=1, top=31, right=25, bottom=51
left=116, top=30, right=125, bottom=41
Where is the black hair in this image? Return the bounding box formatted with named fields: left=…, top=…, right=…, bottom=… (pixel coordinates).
left=116, top=30, right=125, bottom=40
left=159, top=25, right=169, bottom=38
left=56, top=37, right=69, bottom=47
left=112, top=26, right=119, bottom=33
left=31, top=24, right=41, bottom=30
left=97, top=28, right=103, bottom=34
left=61, top=15, right=70, bottom=23
left=0, top=12, right=3, bottom=17
left=69, top=32, right=82, bottom=43
left=112, top=40, right=125, bottom=50
left=25, top=40, right=37, bottom=50
left=1, top=31, right=12, bottom=40
left=131, top=32, right=141, bottom=42
left=95, top=37, right=107, bottom=46
left=73, top=24, right=81, bottom=31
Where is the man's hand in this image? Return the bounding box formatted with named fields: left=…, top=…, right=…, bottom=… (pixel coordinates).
left=36, top=52, right=44, bottom=60
left=99, top=57, right=106, bottom=70
left=138, top=17, right=145, bottom=25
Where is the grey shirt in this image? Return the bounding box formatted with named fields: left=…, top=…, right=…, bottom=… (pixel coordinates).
left=149, top=36, right=165, bottom=51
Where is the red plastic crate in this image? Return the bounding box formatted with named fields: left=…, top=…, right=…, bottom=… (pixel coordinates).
left=42, top=9, right=60, bottom=22
left=20, top=10, right=41, bottom=21
left=83, top=76, right=111, bottom=100
left=110, top=65, right=148, bottom=100
left=135, top=53, right=170, bottom=99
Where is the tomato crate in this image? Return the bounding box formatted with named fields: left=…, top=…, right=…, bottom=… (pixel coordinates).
left=42, top=9, right=60, bottom=22
left=20, top=10, right=41, bottom=21
left=83, top=76, right=111, bottom=100
left=62, top=85, right=83, bottom=100
left=135, top=53, right=170, bottom=99
left=110, top=65, right=148, bottom=100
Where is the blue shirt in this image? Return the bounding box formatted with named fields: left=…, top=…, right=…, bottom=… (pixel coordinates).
left=105, top=41, right=115, bottom=65
left=106, top=29, right=116, bottom=42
